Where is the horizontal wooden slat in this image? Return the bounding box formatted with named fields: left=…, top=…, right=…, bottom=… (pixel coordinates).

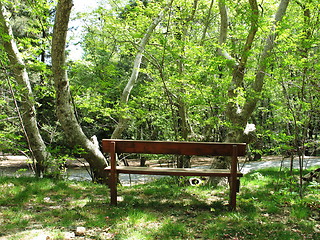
left=102, top=139, right=246, bottom=156
left=105, top=166, right=243, bottom=177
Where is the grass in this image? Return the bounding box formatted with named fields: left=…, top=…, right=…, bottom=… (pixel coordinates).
left=0, top=167, right=319, bottom=240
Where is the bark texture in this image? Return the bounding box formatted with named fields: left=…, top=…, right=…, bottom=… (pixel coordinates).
left=52, top=0, right=107, bottom=182
left=210, top=0, right=290, bottom=184
left=220, top=0, right=290, bottom=143
left=241, top=0, right=291, bottom=123
left=0, top=2, right=50, bottom=176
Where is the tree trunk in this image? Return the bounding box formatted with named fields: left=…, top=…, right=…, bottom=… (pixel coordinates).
left=0, top=2, right=50, bottom=177
left=51, top=0, right=108, bottom=183
left=209, top=0, right=290, bottom=186
left=221, top=0, right=290, bottom=144
left=239, top=0, right=290, bottom=133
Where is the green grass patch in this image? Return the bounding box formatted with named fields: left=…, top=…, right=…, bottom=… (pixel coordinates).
left=0, top=167, right=319, bottom=239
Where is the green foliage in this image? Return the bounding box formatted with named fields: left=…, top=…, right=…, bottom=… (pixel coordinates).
left=70, top=0, right=320, bottom=148
left=0, top=79, right=28, bottom=155
left=0, top=0, right=59, bottom=160
left=1, top=0, right=320, bottom=162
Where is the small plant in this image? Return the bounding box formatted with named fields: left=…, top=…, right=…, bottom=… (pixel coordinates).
left=154, top=219, right=188, bottom=239
left=290, top=203, right=311, bottom=219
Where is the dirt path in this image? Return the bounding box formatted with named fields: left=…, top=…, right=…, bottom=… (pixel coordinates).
left=1, top=155, right=319, bottom=169
left=0, top=155, right=89, bottom=168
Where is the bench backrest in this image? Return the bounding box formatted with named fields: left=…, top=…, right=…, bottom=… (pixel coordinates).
left=102, top=139, right=246, bottom=156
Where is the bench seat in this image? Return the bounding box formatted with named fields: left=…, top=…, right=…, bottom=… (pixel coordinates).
left=105, top=166, right=243, bottom=177
left=102, top=139, right=246, bottom=210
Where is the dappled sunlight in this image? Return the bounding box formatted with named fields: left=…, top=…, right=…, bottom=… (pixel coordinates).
left=70, top=198, right=90, bottom=208
left=0, top=228, right=95, bottom=240
left=0, top=0, right=319, bottom=238
left=1, top=167, right=319, bottom=239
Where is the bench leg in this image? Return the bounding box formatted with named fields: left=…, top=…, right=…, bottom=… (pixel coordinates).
left=229, top=145, right=238, bottom=210
left=229, top=177, right=237, bottom=211
left=110, top=142, right=117, bottom=206
left=110, top=172, right=117, bottom=205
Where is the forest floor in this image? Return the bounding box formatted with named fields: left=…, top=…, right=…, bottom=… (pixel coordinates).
left=0, top=155, right=89, bottom=168
left=0, top=166, right=319, bottom=240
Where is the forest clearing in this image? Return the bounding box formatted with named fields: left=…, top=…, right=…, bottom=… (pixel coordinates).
left=1, top=0, right=320, bottom=239
left=0, top=166, right=319, bottom=239
left=1, top=0, right=319, bottom=181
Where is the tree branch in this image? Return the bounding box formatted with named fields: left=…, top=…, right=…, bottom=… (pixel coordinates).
left=111, top=0, right=174, bottom=139
left=217, top=0, right=236, bottom=67
left=0, top=2, right=50, bottom=176
left=242, top=0, right=290, bottom=119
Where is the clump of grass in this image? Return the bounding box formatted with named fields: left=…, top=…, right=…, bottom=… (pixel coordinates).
left=0, top=167, right=319, bottom=239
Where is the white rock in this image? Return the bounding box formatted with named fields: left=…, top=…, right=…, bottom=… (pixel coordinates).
left=75, top=227, right=86, bottom=236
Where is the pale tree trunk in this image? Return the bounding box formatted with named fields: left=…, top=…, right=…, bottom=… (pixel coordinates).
left=210, top=0, right=290, bottom=181
left=238, top=0, right=291, bottom=136
left=217, top=0, right=237, bottom=67
left=111, top=0, right=173, bottom=139
left=52, top=0, right=108, bottom=183
left=225, top=0, right=259, bottom=143
left=0, top=2, right=50, bottom=177
left=219, top=0, right=290, bottom=144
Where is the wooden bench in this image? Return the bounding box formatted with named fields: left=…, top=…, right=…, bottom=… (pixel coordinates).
left=102, top=139, right=246, bottom=210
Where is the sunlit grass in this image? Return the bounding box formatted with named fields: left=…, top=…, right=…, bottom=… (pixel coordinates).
left=0, top=167, right=319, bottom=239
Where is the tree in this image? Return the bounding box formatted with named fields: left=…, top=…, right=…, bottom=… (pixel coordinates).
left=273, top=0, right=320, bottom=196
left=218, top=0, right=290, bottom=143
left=0, top=1, right=50, bottom=177
left=52, top=0, right=108, bottom=183
left=111, top=0, right=174, bottom=139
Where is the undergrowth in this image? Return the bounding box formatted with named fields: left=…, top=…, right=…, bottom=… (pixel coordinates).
left=0, top=167, right=319, bottom=239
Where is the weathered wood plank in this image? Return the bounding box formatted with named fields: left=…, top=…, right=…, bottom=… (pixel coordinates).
left=105, top=166, right=243, bottom=177
left=102, top=139, right=246, bottom=156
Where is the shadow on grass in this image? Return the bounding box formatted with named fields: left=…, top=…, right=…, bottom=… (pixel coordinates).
left=0, top=176, right=109, bottom=238
left=0, top=167, right=319, bottom=240
left=117, top=177, right=230, bottom=212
